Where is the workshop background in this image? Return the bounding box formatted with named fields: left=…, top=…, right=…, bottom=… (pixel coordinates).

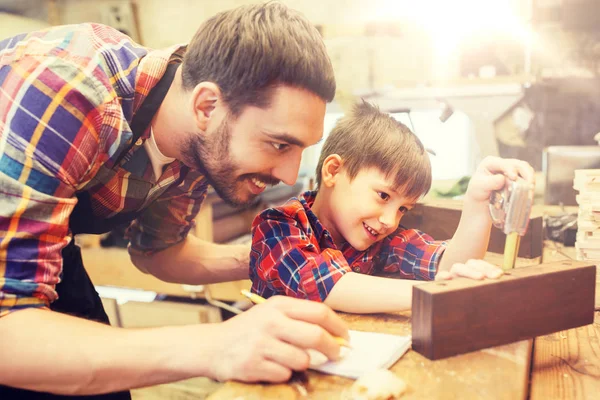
left=1, top=1, right=599, bottom=399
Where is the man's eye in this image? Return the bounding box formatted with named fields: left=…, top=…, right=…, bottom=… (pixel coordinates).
left=378, top=192, right=390, bottom=201
left=271, top=143, right=289, bottom=151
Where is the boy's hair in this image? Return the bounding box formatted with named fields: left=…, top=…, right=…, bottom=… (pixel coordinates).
left=315, top=101, right=432, bottom=199
left=182, top=2, right=336, bottom=117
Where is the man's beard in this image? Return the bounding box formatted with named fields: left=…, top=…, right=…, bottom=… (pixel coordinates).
left=182, top=117, right=280, bottom=207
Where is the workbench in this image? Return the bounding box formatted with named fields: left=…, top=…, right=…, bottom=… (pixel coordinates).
left=131, top=242, right=600, bottom=400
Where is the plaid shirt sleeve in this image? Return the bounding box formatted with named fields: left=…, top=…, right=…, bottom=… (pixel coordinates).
left=379, top=228, right=447, bottom=281
left=0, top=55, right=108, bottom=316
left=127, top=172, right=208, bottom=256
left=250, top=208, right=351, bottom=302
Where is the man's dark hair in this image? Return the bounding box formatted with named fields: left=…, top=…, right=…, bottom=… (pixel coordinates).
left=182, top=2, right=336, bottom=116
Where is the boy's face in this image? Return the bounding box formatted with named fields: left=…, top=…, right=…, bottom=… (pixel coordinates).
left=327, top=167, right=418, bottom=251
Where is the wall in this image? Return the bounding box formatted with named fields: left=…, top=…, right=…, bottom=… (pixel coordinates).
left=51, top=0, right=449, bottom=96
left=0, top=12, right=50, bottom=39
left=4, top=0, right=598, bottom=166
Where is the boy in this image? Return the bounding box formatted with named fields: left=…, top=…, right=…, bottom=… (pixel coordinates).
left=250, top=101, right=535, bottom=313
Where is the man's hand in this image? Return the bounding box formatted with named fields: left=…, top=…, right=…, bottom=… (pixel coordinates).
left=202, top=296, right=349, bottom=383
left=436, top=259, right=503, bottom=281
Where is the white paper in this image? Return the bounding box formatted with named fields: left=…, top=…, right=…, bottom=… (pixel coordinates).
left=309, top=330, right=411, bottom=379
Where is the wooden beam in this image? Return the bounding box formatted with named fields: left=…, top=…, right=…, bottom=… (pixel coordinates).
left=82, top=247, right=251, bottom=302
left=401, top=200, right=544, bottom=258
left=412, top=261, right=596, bottom=360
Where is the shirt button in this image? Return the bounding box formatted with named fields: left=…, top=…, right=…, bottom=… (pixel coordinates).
left=353, top=266, right=361, bottom=273
left=135, top=138, right=143, bottom=146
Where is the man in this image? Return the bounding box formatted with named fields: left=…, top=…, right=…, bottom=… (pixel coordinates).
left=0, top=3, right=348, bottom=398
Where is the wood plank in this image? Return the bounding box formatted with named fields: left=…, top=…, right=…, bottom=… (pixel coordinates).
left=530, top=312, right=600, bottom=400
left=412, top=261, right=596, bottom=360
left=131, top=377, right=222, bottom=400
left=82, top=247, right=251, bottom=302
left=207, top=312, right=532, bottom=400
left=118, top=300, right=221, bottom=329
left=401, top=200, right=544, bottom=258
left=537, top=243, right=600, bottom=309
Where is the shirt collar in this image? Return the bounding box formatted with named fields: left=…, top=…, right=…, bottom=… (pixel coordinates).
left=299, top=190, right=340, bottom=249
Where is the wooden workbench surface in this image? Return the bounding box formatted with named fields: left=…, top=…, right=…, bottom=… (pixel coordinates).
left=207, top=312, right=532, bottom=400
left=188, top=244, right=599, bottom=400
left=82, top=238, right=598, bottom=399
left=531, top=312, right=600, bottom=400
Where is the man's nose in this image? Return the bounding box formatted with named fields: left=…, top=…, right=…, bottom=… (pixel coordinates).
left=272, top=153, right=301, bottom=186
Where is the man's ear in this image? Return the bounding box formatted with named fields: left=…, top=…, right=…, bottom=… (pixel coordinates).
left=190, top=82, right=221, bottom=132
left=321, top=154, right=343, bottom=188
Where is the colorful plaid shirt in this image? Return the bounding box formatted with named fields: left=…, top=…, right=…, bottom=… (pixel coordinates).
left=250, top=191, right=447, bottom=302
left=0, top=24, right=208, bottom=316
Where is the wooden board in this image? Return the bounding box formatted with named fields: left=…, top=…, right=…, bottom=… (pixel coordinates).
left=118, top=300, right=221, bottom=329
left=207, top=312, right=533, bottom=400
left=401, top=200, right=544, bottom=258
left=530, top=312, right=600, bottom=400
left=131, top=377, right=222, bottom=400
left=412, top=261, right=596, bottom=360
left=82, top=247, right=251, bottom=302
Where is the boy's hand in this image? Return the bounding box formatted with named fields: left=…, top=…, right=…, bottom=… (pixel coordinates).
left=465, top=156, right=535, bottom=204
left=436, top=259, right=503, bottom=281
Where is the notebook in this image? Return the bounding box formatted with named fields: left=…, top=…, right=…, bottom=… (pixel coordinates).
left=308, top=330, right=411, bottom=379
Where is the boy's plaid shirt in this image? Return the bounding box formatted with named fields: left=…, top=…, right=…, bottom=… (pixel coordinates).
left=0, top=24, right=208, bottom=316
left=250, top=191, right=447, bottom=302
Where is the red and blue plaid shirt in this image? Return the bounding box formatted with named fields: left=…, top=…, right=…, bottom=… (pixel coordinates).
left=0, top=24, right=208, bottom=316
left=250, top=191, right=447, bottom=302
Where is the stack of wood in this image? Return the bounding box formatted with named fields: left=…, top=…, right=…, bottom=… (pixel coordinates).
left=574, top=169, right=600, bottom=261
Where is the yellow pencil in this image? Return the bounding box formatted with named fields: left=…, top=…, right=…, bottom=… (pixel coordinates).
left=240, top=289, right=352, bottom=348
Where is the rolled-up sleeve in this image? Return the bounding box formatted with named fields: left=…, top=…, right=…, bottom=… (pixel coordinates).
left=379, top=228, right=447, bottom=281
left=0, top=57, right=104, bottom=317
left=250, top=209, right=351, bottom=302
left=127, top=172, right=208, bottom=256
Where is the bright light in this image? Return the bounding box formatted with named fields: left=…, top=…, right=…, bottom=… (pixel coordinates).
left=378, top=0, right=533, bottom=58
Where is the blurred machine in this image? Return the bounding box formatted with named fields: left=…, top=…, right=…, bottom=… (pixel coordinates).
left=543, top=145, right=600, bottom=206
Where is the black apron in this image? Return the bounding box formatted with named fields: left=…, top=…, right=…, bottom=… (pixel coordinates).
left=0, top=63, right=180, bottom=399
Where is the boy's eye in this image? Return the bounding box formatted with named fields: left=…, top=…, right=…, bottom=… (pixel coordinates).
left=271, top=142, right=289, bottom=151
left=377, top=192, right=390, bottom=201
left=399, top=206, right=409, bottom=214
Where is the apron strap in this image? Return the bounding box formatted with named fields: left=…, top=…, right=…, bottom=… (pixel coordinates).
left=114, top=62, right=181, bottom=167
left=69, top=61, right=181, bottom=236
left=0, top=60, right=182, bottom=400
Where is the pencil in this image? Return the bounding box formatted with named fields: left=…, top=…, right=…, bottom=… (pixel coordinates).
left=240, top=289, right=352, bottom=348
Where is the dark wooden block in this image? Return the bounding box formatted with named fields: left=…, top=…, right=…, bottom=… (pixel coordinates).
left=401, top=201, right=543, bottom=258
left=412, top=261, right=596, bottom=360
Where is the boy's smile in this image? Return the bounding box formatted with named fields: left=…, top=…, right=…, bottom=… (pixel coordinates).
left=363, top=222, right=381, bottom=240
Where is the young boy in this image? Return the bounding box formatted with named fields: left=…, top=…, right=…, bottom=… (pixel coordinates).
left=250, top=101, right=535, bottom=313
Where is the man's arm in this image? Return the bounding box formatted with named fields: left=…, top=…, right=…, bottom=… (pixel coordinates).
left=0, top=308, right=203, bottom=394
left=131, top=234, right=250, bottom=284
left=0, top=297, right=348, bottom=395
